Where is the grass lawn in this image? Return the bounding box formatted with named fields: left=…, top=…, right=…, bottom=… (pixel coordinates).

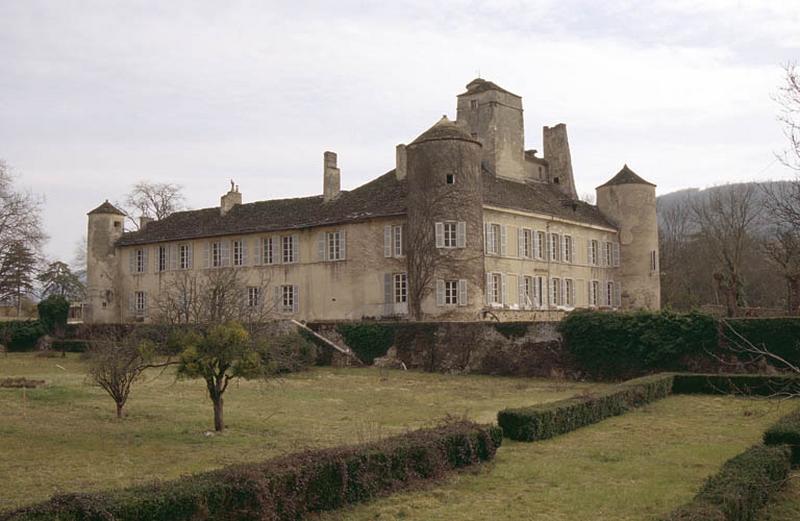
left=0, top=353, right=600, bottom=511
left=760, top=471, right=800, bottom=520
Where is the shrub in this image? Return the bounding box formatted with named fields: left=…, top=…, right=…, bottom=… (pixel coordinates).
left=723, top=318, right=800, bottom=369
left=336, top=323, right=395, bottom=364
left=50, top=340, right=89, bottom=353
left=497, top=373, right=674, bottom=442
left=661, top=444, right=792, bottom=521
left=0, top=321, right=46, bottom=351
left=263, top=332, right=318, bottom=374
left=672, top=374, right=800, bottom=397
left=1, top=421, right=502, bottom=521
left=559, top=310, right=718, bottom=380
left=763, top=408, right=800, bottom=464
left=37, top=295, right=70, bottom=336
left=493, top=323, right=528, bottom=339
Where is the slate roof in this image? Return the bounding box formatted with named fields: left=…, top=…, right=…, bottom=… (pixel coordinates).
left=115, top=171, right=407, bottom=246
left=116, top=167, right=616, bottom=246
left=88, top=200, right=125, bottom=216
left=482, top=171, right=615, bottom=229
left=458, top=78, right=520, bottom=98
left=597, top=164, right=656, bottom=188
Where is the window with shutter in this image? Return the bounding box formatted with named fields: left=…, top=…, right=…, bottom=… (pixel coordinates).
left=384, top=225, right=392, bottom=257
left=383, top=273, right=393, bottom=315
left=500, top=225, right=507, bottom=256
left=435, top=222, right=445, bottom=248
left=458, top=279, right=467, bottom=306
left=612, top=242, right=620, bottom=267
left=436, top=279, right=445, bottom=306
left=393, top=225, right=403, bottom=256
left=456, top=221, right=466, bottom=248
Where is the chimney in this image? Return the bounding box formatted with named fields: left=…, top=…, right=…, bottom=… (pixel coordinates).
left=220, top=181, right=242, bottom=216
left=323, top=151, right=340, bottom=202
left=395, top=144, right=407, bottom=180
left=139, top=216, right=154, bottom=229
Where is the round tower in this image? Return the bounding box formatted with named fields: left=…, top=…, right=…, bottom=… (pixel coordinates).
left=86, top=201, right=125, bottom=323
left=596, top=165, right=660, bottom=310
left=405, top=116, right=484, bottom=318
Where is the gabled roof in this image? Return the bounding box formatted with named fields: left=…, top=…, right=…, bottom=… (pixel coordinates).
left=457, top=78, right=520, bottom=98
left=410, top=116, right=480, bottom=146
left=597, top=164, right=656, bottom=189
left=482, top=171, right=615, bottom=229
left=115, top=171, right=407, bottom=246
left=88, top=200, right=125, bottom=216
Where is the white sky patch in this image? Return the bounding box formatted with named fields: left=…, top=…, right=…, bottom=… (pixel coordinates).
left=0, top=0, right=798, bottom=262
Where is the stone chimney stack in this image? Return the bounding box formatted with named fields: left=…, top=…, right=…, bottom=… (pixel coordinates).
left=323, top=151, right=341, bottom=202
left=395, top=144, right=407, bottom=180
left=139, top=216, right=154, bottom=229
left=220, top=182, right=242, bottom=216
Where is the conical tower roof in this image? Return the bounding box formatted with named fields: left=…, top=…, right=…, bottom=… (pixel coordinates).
left=597, top=164, right=655, bottom=189
left=410, top=116, right=480, bottom=146
left=88, top=200, right=125, bottom=216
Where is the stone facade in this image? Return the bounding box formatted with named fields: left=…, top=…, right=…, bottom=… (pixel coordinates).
left=86, top=79, right=660, bottom=324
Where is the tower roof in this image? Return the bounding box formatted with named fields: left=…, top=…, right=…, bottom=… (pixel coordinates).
left=410, top=116, right=480, bottom=146
left=88, top=200, right=125, bottom=216
left=457, top=78, right=520, bottom=98
left=597, top=164, right=656, bottom=189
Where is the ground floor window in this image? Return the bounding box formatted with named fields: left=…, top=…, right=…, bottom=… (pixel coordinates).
left=278, top=285, right=298, bottom=313
left=247, top=287, right=260, bottom=308
left=565, top=278, right=574, bottom=306
left=394, top=273, right=407, bottom=303
left=590, top=280, right=599, bottom=307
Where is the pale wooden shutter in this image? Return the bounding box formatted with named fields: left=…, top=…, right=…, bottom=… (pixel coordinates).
left=456, top=221, right=466, bottom=248
left=128, top=292, right=135, bottom=313
left=340, top=230, right=346, bottom=260
left=187, top=244, right=193, bottom=269
left=484, top=223, right=490, bottom=253
left=399, top=225, right=406, bottom=256
left=533, top=276, right=540, bottom=308
left=500, top=226, right=507, bottom=256
left=561, top=279, right=567, bottom=306
left=533, top=232, right=539, bottom=259
left=570, top=280, right=576, bottom=307
left=292, top=285, right=299, bottom=313
left=204, top=242, right=211, bottom=268
left=458, top=279, right=467, bottom=306
left=436, top=279, right=445, bottom=306
left=501, top=273, right=507, bottom=305
left=317, top=233, right=326, bottom=261
left=384, top=225, right=392, bottom=257
left=274, top=286, right=281, bottom=309
left=143, top=248, right=149, bottom=273
left=614, top=281, right=622, bottom=307
left=518, top=277, right=525, bottom=308
left=221, top=240, right=231, bottom=267
left=384, top=274, right=393, bottom=315
left=486, top=273, right=492, bottom=305
left=292, top=235, right=299, bottom=263
left=129, top=250, right=136, bottom=273
left=587, top=239, right=593, bottom=266
left=612, top=242, right=620, bottom=267
left=254, top=238, right=262, bottom=265
left=241, top=240, right=248, bottom=266
left=517, top=228, right=525, bottom=257
left=562, top=236, right=568, bottom=263
left=435, top=222, right=444, bottom=248
left=169, top=245, right=178, bottom=270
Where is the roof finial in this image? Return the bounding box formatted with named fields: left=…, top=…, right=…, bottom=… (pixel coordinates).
left=230, top=179, right=235, bottom=192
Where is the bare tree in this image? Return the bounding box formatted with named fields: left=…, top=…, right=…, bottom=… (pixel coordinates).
left=0, top=160, right=45, bottom=264
left=119, top=181, right=186, bottom=229
left=763, top=228, right=800, bottom=315
left=690, top=184, right=762, bottom=316
left=776, top=62, right=800, bottom=173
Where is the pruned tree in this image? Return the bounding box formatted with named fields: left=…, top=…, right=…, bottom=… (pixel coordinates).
left=690, top=184, right=762, bottom=317
left=86, top=334, right=166, bottom=418
left=0, top=241, right=38, bottom=317
left=37, top=261, right=85, bottom=300
left=119, top=180, right=186, bottom=229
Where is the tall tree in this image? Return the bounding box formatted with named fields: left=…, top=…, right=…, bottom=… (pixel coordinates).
left=0, top=160, right=45, bottom=263
left=120, top=181, right=186, bottom=229
left=37, top=261, right=85, bottom=300
left=0, top=241, right=38, bottom=316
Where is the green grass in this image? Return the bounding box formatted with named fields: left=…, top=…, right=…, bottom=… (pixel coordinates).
left=314, top=396, right=790, bottom=521
left=0, top=353, right=598, bottom=511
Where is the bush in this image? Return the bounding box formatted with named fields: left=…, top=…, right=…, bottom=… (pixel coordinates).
left=672, top=374, right=800, bottom=397
left=50, top=340, right=89, bottom=353
left=661, top=444, right=792, bottom=521
left=723, top=318, right=800, bottom=369
left=1, top=420, right=502, bottom=521
left=37, top=295, right=70, bottom=336
left=336, top=323, right=395, bottom=364
left=497, top=374, right=674, bottom=442
left=764, top=408, right=800, bottom=464
left=263, top=332, right=318, bottom=374
left=0, top=321, right=46, bottom=351
left=559, top=310, right=718, bottom=380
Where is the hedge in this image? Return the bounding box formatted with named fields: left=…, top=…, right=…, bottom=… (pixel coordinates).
left=1, top=420, right=502, bottom=521
left=0, top=321, right=46, bottom=351
left=723, top=318, right=800, bottom=369
left=764, top=408, right=800, bottom=464
left=661, top=444, right=792, bottom=521
left=497, top=373, right=674, bottom=442
left=672, top=373, right=800, bottom=397
left=335, top=323, right=394, bottom=364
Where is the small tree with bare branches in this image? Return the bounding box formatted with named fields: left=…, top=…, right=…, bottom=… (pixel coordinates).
left=119, top=180, right=186, bottom=230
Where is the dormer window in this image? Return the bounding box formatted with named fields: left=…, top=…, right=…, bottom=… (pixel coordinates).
left=446, top=174, right=455, bottom=185
left=470, top=99, right=478, bottom=109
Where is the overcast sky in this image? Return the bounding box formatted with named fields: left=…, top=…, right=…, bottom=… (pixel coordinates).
left=1, top=0, right=799, bottom=264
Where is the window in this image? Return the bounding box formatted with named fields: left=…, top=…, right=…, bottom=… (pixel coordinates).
left=282, top=236, right=297, bottom=263
left=134, top=291, right=146, bottom=315
left=535, top=276, right=544, bottom=308
left=114, top=220, right=121, bottom=229
left=564, top=235, right=573, bottom=263
left=590, top=240, right=599, bottom=266
left=211, top=241, right=222, bottom=268
left=536, top=231, right=545, bottom=260
left=233, top=239, right=245, bottom=266
left=179, top=244, right=191, bottom=269
left=263, top=237, right=274, bottom=264
left=490, top=273, right=502, bottom=304
left=157, top=246, right=167, bottom=272
left=393, top=226, right=403, bottom=257
left=521, top=276, right=534, bottom=308
left=485, top=223, right=502, bottom=255
left=446, top=174, right=455, bottom=184
left=280, top=285, right=297, bottom=313
left=470, top=99, right=478, bottom=109
left=437, top=221, right=465, bottom=249
left=394, top=273, right=407, bottom=303
left=605, top=242, right=613, bottom=267
left=326, top=231, right=344, bottom=261
left=551, top=277, right=561, bottom=306
left=550, top=233, right=560, bottom=262
left=519, top=229, right=533, bottom=258
left=247, top=287, right=260, bottom=308
left=606, top=281, right=614, bottom=307
left=443, top=222, right=457, bottom=248
left=565, top=279, right=574, bottom=306
left=445, top=280, right=459, bottom=305
left=590, top=280, right=600, bottom=307
left=650, top=250, right=658, bottom=272
left=134, top=248, right=146, bottom=273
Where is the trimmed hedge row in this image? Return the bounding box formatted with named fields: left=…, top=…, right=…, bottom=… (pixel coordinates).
left=661, top=444, right=792, bottom=521
left=672, top=373, right=800, bottom=397
left=764, top=408, right=800, bottom=464
left=0, top=320, right=46, bottom=351
left=1, top=421, right=502, bottom=521
left=497, top=374, right=674, bottom=442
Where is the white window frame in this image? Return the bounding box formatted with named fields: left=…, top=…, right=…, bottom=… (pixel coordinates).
left=564, top=235, right=573, bottom=264
left=535, top=231, right=545, bottom=260
left=443, top=222, right=457, bottom=248
left=550, top=233, right=560, bottom=262
left=485, top=223, right=502, bottom=255
left=605, top=242, right=613, bottom=267
left=157, top=246, right=167, bottom=272
left=135, top=248, right=146, bottom=273
left=326, top=231, right=344, bottom=261
left=247, top=286, right=260, bottom=308
left=523, top=229, right=533, bottom=258
left=522, top=275, right=534, bottom=308
left=606, top=281, right=614, bottom=307
left=392, top=225, right=403, bottom=257
left=590, top=240, right=599, bottom=266
left=233, top=239, right=245, bottom=267
left=282, top=236, right=296, bottom=264
left=179, top=244, right=191, bottom=270
left=565, top=278, right=574, bottom=306
left=281, top=285, right=297, bottom=313
left=490, top=273, right=503, bottom=305
left=211, top=241, right=222, bottom=268
left=134, top=291, right=147, bottom=315
left=444, top=280, right=459, bottom=305
left=394, top=273, right=407, bottom=304
left=590, top=280, right=600, bottom=307
left=263, top=237, right=274, bottom=265
left=551, top=277, right=561, bottom=306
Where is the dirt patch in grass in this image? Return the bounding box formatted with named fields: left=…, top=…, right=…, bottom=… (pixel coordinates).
left=0, top=377, right=45, bottom=388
